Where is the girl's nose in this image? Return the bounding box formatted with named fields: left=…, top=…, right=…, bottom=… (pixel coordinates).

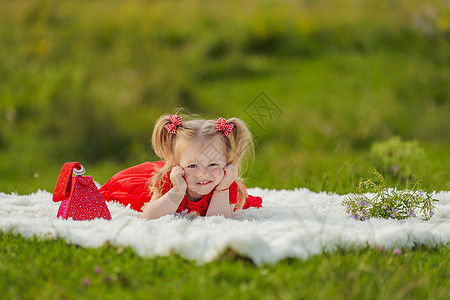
left=198, top=165, right=208, bottom=177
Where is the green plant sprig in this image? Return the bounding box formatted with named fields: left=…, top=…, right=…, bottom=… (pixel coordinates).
left=343, top=168, right=438, bottom=221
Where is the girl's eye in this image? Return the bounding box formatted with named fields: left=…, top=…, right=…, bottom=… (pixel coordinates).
left=208, top=163, right=218, bottom=167
left=187, top=164, right=197, bottom=168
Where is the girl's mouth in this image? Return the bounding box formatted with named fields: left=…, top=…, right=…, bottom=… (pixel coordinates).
left=197, top=180, right=212, bottom=185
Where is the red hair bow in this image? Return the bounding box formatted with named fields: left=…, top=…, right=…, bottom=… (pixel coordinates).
left=216, top=117, right=234, bottom=137
left=164, top=115, right=183, bottom=134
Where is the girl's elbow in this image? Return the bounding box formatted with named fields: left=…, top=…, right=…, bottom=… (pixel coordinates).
left=141, top=212, right=153, bottom=220
left=221, top=212, right=233, bottom=218
left=206, top=210, right=233, bottom=218
left=142, top=210, right=165, bottom=220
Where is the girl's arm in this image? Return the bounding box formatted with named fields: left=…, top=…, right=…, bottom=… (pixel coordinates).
left=206, top=164, right=237, bottom=218
left=206, top=189, right=233, bottom=218
left=142, top=166, right=187, bottom=220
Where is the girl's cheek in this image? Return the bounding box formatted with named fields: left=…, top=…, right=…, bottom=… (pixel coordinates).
left=184, top=170, right=195, bottom=181
left=210, top=168, right=223, bottom=179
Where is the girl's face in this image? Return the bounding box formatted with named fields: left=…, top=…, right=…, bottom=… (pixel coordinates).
left=178, top=137, right=227, bottom=201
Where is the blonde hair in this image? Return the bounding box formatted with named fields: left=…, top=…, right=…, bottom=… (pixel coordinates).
left=149, top=112, right=254, bottom=209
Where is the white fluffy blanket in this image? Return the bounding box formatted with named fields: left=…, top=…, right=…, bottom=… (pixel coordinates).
left=1, top=188, right=449, bottom=265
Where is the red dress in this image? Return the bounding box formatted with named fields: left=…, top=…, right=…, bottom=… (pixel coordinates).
left=99, top=161, right=262, bottom=216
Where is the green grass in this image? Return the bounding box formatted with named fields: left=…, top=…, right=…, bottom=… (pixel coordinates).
left=2, top=52, right=449, bottom=194
left=1, top=0, right=449, bottom=195
left=1, top=233, right=448, bottom=300
left=0, top=0, right=449, bottom=298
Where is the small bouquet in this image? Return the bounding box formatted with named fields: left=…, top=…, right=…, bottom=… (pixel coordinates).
left=343, top=168, right=438, bottom=221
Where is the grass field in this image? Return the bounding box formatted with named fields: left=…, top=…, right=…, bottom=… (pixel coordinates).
left=1, top=233, right=449, bottom=300
left=0, top=0, right=449, bottom=298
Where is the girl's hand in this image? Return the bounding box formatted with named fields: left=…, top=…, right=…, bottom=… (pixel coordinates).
left=170, top=165, right=187, bottom=191
left=215, top=164, right=238, bottom=191
left=142, top=166, right=187, bottom=220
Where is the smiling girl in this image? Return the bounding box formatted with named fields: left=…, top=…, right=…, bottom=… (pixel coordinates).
left=99, top=113, right=262, bottom=219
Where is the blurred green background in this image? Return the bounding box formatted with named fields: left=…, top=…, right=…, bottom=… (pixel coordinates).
left=0, top=0, right=449, bottom=194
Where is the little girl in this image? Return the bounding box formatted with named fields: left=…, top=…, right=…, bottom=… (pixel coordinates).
left=99, top=113, right=262, bottom=219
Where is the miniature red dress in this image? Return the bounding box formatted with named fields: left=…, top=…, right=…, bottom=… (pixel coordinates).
left=99, top=161, right=262, bottom=215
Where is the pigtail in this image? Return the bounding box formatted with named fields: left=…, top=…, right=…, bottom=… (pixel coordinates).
left=151, top=114, right=178, bottom=163
left=223, top=117, right=254, bottom=209
left=225, top=117, right=254, bottom=168
left=148, top=114, right=179, bottom=199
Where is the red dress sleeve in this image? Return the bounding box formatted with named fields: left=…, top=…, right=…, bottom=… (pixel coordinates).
left=99, top=161, right=165, bottom=212
left=229, top=181, right=262, bottom=210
